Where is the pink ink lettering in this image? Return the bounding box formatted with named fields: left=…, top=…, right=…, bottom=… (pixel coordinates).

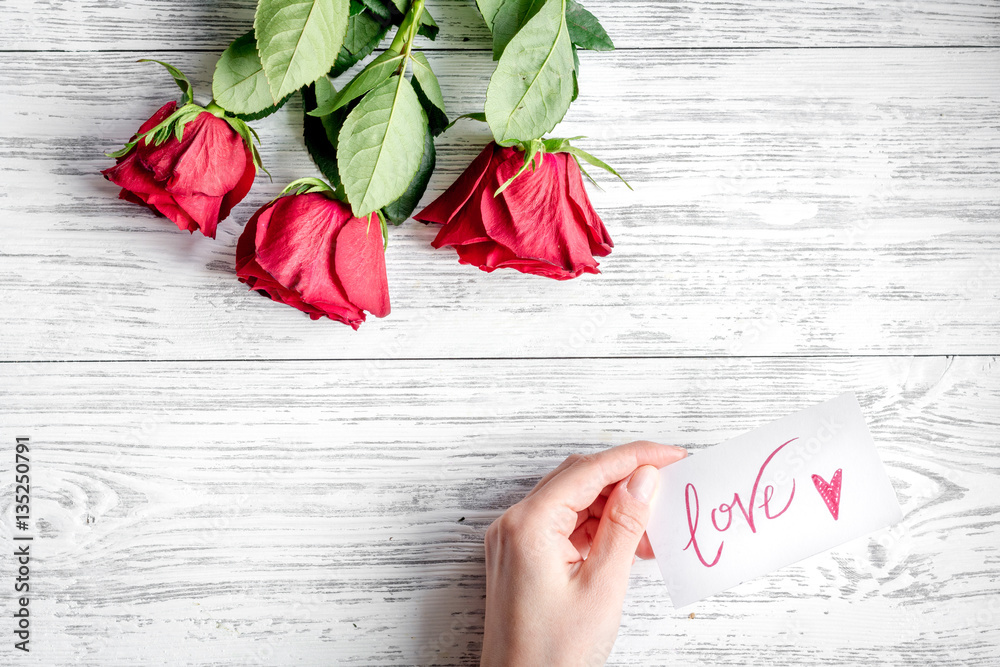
left=683, top=438, right=798, bottom=567
left=811, top=468, right=843, bottom=520
left=684, top=483, right=722, bottom=567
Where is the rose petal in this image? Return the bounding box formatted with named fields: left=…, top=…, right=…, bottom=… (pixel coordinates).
left=136, top=102, right=178, bottom=137
left=254, top=194, right=363, bottom=323
left=168, top=114, right=247, bottom=196
left=102, top=151, right=198, bottom=232
left=118, top=189, right=149, bottom=208
left=236, top=203, right=271, bottom=273
left=421, top=138, right=613, bottom=280
left=414, top=143, right=496, bottom=225
left=334, top=214, right=390, bottom=318
left=171, top=190, right=223, bottom=238
left=431, top=193, right=492, bottom=249
left=237, top=195, right=384, bottom=328
left=105, top=102, right=253, bottom=237
left=219, top=144, right=257, bottom=222
left=483, top=152, right=599, bottom=275
left=565, top=154, right=613, bottom=256
left=453, top=240, right=518, bottom=271
left=137, top=113, right=245, bottom=199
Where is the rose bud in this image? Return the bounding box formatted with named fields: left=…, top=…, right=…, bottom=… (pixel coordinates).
left=414, top=141, right=614, bottom=280
left=102, top=101, right=256, bottom=239
left=236, top=189, right=390, bottom=329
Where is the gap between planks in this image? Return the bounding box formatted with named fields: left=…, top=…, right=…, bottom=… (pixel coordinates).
left=2, top=45, right=999, bottom=54
left=0, top=353, right=997, bottom=364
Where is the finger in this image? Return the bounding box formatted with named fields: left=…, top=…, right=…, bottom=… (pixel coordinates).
left=523, top=453, right=583, bottom=500
left=530, top=441, right=686, bottom=513
left=569, top=516, right=601, bottom=560
left=582, top=465, right=659, bottom=589
left=497, top=501, right=582, bottom=566
left=636, top=533, right=655, bottom=560
left=574, top=494, right=607, bottom=531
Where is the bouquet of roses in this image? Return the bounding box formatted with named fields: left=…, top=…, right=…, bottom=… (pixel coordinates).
left=103, top=0, right=627, bottom=328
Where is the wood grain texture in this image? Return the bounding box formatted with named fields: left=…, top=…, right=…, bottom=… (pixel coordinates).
left=4, top=1, right=999, bottom=664
left=0, top=355, right=997, bottom=665
left=1, top=49, right=998, bottom=360
left=4, top=0, right=1000, bottom=50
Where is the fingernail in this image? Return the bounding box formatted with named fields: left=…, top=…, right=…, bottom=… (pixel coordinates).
left=669, top=445, right=687, bottom=456
left=627, top=466, right=658, bottom=504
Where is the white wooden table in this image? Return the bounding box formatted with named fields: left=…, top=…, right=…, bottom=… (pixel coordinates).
left=2, top=1, right=999, bottom=664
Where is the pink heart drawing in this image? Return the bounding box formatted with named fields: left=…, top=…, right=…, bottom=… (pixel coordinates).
left=812, top=469, right=843, bottom=520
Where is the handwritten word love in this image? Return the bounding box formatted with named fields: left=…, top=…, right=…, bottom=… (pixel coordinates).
left=683, top=438, right=798, bottom=568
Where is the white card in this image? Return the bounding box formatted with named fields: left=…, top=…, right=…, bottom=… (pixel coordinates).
left=646, top=393, right=902, bottom=608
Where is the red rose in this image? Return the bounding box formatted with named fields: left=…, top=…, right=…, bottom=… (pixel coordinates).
left=236, top=192, right=390, bottom=329
left=414, top=142, right=613, bottom=280
left=102, top=102, right=256, bottom=238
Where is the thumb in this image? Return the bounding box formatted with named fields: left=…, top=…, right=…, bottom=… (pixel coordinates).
left=583, top=465, right=659, bottom=587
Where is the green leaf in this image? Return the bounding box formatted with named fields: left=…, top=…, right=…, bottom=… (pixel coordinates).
left=212, top=30, right=276, bottom=117
left=413, top=77, right=448, bottom=137
left=338, top=74, right=429, bottom=216
left=139, top=59, right=194, bottom=105
left=410, top=52, right=448, bottom=135
left=107, top=102, right=206, bottom=158
left=172, top=105, right=205, bottom=142
left=230, top=94, right=295, bottom=122
left=280, top=177, right=336, bottom=197
left=344, top=9, right=387, bottom=53
left=485, top=0, right=574, bottom=145
left=255, top=0, right=351, bottom=103
left=360, top=0, right=391, bottom=20
left=570, top=43, right=580, bottom=102
left=378, top=210, right=390, bottom=248
left=332, top=18, right=390, bottom=78
left=565, top=0, right=614, bottom=51
left=409, top=52, right=445, bottom=115
left=477, top=0, right=545, bottom=60
left=540, top=135, right=582, bottom=153
left=315, top=74, right=338, bottom=112
left=225, top=115, right=269, bottom=177
left=564, top=145, right=631, bottom=189
left=106, top=139, right=139, bottom=159
left=310, top=49, right=403, bottom=116
left=381, top=129, right=435, bottom=225
left=443, top=112, right=487, bottom=133
left=389, top=0, right=405, bottom=11
left=143, top=104, right=200, bottom=147
left=302, top=80, right=348, bottom=189
left=417, top=9, right=439, bottom=40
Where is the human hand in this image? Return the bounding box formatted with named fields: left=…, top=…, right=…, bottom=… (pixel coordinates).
left=480, top=441, right=687, bottom=667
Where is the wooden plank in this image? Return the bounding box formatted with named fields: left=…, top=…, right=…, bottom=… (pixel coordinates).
left=5, top=0, right=1000, bottom=50
left=2, top=49, right=998, bottom=360
left=0, top=355, right=997, bottom=665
